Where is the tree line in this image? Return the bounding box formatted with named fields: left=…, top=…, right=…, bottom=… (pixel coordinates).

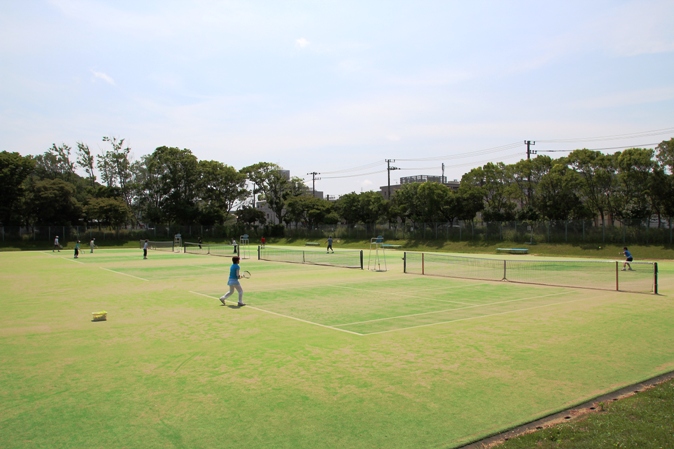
left=1, top=138, right=673, bottom=231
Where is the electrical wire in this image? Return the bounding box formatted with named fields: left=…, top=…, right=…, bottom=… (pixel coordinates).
left=536, top=127, right=674, bottom=143
left=395, top=142, right=522, bottom=162
left=321, top=169, right=388, bottom=179
left=535, top=142, right=661, bottom=153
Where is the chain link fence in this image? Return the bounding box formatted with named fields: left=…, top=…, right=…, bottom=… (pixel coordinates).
left=2, top=219, right=672, bottom=245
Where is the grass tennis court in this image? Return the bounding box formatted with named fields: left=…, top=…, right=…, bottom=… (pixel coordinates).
left=1, top=247, right=673, bottom=448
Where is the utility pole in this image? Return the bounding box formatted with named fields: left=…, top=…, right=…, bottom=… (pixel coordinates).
left=385, top=159, right=400, bottom=200
left=525, top=140, right=536, bottom=160
left=524, top=141, right=536, bottom=206
left=442, top=163, right=445, bottom=184
left=307, top=172, right=320, bottom=197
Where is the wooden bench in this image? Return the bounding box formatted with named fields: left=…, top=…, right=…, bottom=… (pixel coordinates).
left=496, top=248, right=529, bottom=254
left=381, top=244, right=402, bottom=249
left=305, top=242, right=320, bottom=246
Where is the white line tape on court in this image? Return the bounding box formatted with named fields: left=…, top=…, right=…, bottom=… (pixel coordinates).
left=188, top=291, right=364, bottom=336
left=99, top=267, right=149, bottom=282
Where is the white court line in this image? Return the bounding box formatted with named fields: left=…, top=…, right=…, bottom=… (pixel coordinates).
left=99, top=267, right=149, bottom=282
left=364, top=296, right=590, bottom=336
left=188, top=291, right=363, bottom=336
left=330, top=284, right=476, bottom=306
left=333, top=290, right=570, bottom=327
left=42, top=251, right=86, bottom=265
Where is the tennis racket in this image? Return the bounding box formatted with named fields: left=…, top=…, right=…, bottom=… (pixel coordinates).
left=240, top=270, right=251, bottom=279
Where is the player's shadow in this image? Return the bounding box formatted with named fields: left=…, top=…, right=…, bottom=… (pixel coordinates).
left=222, top=304, right=246, bottom=309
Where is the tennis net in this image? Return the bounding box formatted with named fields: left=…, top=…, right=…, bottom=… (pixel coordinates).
left=404, top=252, right=658, bottom=294
left=184, top=242, right=239, bottom=257
left=259, top=246, right=363, bottom=269
left=140, top=240, right=176, bottom=252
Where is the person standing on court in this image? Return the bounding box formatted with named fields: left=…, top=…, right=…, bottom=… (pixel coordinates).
left=220, top=256, right=245, bottom=307
left=232, top=238, right=238, bottom=254
left=260, top=236, right=266, bottom=248
left=53, top=236, right=60, bottom=252
left=326, top=236, right=334, bottom=253
left=621, top=247, right=633, bottom=271
left=74, top=240, right=80, bottom=259
left=198, top=236, right=203, bottom=250
left=90, top=238, right=96, bottom=253
left=143, top=239, right=149, bottom=259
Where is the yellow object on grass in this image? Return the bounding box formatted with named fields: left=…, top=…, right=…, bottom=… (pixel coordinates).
left=92, top=311, right=107, bottom=321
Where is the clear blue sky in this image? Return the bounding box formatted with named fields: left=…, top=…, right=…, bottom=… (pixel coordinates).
left=1, top=0, right=673, bottom=196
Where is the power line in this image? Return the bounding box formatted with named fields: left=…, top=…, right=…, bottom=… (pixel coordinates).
left=536, top=142, right=661, bottom=153
left=536, top=126, right=674, bottom=143
left=319, top=160, right=382, bottom=175
left=395, top=142, right=522, bottom=162
left=321, top=169, right=387, bottom=180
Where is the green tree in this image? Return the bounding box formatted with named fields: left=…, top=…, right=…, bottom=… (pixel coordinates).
left=462, top=163, right=515, bottom=222
left=567, top=149, right=617, bottom=226
left=236, top=205, right=267, bottom=226
left=97, top=137, right=136, bottom=218
left=286, top=196, right=334, bottom=228
left=0, top=151, right=35, bottom=225
left=655, top=138, right=674, bottom=173
left=535, top=161, right=585, bottom=220
left=197, top=160, right=248, bottom=226
left=241, top=163, right=304, bottom=224
left=391, top=183, right=423, bottom=225
left=613, top=148, right=655, bottom=224
left=76, top=142, right=96, bottom=187
left=25, top=179, right=82, bottom=225
left=85, top=197, right=131, bottom=229
left=34, top=143, right=76, bottom=181
left=416, top=182, right=454, bottom=223
left=143, top=147, right=200, bottom=224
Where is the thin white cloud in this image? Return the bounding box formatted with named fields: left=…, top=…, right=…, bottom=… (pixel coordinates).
left=295, top=37, right=310, bottom=48
left=90, top=70, right=115, bottom=86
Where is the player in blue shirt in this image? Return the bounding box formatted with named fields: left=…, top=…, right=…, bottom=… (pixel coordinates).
left=326, top=236, right=334, bottom=254
left=621, top=247, right=633, bottom=271
left=220, top=256, right=245, bottom=306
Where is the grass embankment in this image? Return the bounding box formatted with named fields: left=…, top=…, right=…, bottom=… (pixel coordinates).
left=494, top=377, right=674, bottom=448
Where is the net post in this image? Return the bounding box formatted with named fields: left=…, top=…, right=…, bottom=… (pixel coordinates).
left=302, top=251, right=305, bottom=264
left=422, top=253, right=425, bottom=275
left=654, top=262, right=658, bottom=294
left=257, top=245, right=261, bottom=260
left=503, top=260, right=507, bottom=280
left=403, top=252, right=407, bottom=273
left=360, top=250, right=363, bottom=270
left=615, top=261, right=619, bottom=291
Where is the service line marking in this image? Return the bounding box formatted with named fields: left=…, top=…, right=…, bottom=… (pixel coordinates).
left=99, top=267, right=149, bottom=282
left=333, top=290, right=571, bottom=327
left=364, top=296, right=590, bottom=336
left=188, top=291, right=363, bottom=336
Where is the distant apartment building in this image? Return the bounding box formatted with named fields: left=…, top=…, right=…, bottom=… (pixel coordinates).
left=380, top=175, right=460, bottom=200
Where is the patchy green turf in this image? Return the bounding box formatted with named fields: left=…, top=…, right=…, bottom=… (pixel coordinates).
left=496, top=378, right=674, bottom=448
left=1, top=248, right=673, bottom=448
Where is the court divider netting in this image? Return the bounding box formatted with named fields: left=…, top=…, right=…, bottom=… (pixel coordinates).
left=140, top=240, right=176, bottom=252
left=259, top=246, right=363, bottom=269
left=184, top=242, right=239, bottom=257
left=403, top=252, right=658, bottom=294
